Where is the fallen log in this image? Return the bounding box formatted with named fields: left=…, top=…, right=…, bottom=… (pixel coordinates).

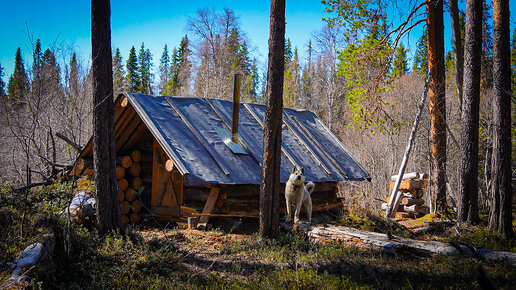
left=307, top=225, right=516, bottom=265
left=401, top=198, right=425, bottom=206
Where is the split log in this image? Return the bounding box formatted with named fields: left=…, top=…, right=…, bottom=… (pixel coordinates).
left=118, top=178, right=129, bottom=191
left=131, top=200, right=142, bottom=213
left=125, top=188, right=137, bottom=202
left=129, top=162, right=141, bottom=176
left=307, top=225, right=516, bottom=266
left=131, top=150, right=142, bottom=162
left=401, top=198, right=425, bottom=206
left=132, top=177, right=143, bottom=190
left=83, top=168, right=94, bottom=176
left=121, top=156, right=133, bottom=168
left=120, top=201, right=131, bottom=215
left=389, top=179, right=426, bottom=191
left=390, top=172, right=420, bottom=181
left=130, top=213, right=141, bottom=223
left=116, top=166, right=126, bottom=179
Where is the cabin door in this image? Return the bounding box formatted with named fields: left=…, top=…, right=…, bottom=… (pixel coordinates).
left=151, top=139, right=183, bottom=218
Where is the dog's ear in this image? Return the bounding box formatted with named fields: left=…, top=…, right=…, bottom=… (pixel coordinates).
left=292, top=166, right=297, bottom=174
left=301, top=167, right=304, bottom=175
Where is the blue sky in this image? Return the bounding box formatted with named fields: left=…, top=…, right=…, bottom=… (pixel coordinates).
left=1, top=0, right=514, bottom=84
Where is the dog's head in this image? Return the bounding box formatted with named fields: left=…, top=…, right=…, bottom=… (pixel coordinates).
left=289, top=165, right=305, bottom=185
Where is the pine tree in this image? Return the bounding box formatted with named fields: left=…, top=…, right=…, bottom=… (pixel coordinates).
left=413, top=28, right=428, bottom=75
left=112, top=47, right=125, bottom=94
left=125, top=46, right=140, bottom=92
left=7, top=47, right=29, bottom=105
left=392, top=43, right=408, bottom=78
left=158, top=44, right=170, bottom=94
left=138, top=43, right=153, bottom=94
left=284, top=38, right=293, bottom=66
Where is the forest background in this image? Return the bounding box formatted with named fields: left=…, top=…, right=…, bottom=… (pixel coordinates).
left=0, top=0, right=515, bottom=214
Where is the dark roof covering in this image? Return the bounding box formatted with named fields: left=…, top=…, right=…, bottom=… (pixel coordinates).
left=123, top=92, right=369, bottom=186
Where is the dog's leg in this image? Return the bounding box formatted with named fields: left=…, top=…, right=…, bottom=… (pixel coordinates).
left=286, top=200, right=292, bottom=222
left=294, top=201, right=302, bottom=223
left=303, top=196, right=312, bottom=222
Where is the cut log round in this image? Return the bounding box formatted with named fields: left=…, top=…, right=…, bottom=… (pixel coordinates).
left=120, top=201, right=131, bottom=215
left=131, top=150, right=141, bottom=162
left=165, top=159, right=174, bottom=172
left=129, top=162, right=141, bottom=176
left=131, top=200, right=142, bottom=213
left=132, top=177, right=143, bottom=190
left=119, top=190, right=125, bottom=202
left=122, top=215, right=130, bottom=225
left=118, top=178, right=129, bottom=191
left=121, top=156, right=133, bottom=168
left=130, top=213, right=141, bottom=223
left=125, top=187, right=137, bottom=202
left=121, top=97, right=129, bottom=107
left=116, top=166, right=126, bottom=179
left=401, top=198, right=425, bottom=206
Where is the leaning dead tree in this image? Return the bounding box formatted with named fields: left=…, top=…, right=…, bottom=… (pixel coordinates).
left=91, top=0, right=122, bottom=233
left=260, top=0, right=286, bottom=238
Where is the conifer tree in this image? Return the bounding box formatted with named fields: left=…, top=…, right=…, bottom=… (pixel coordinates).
left=125, top=46, right=140, bottom=92
left=7, top=47, right=29, bottom=105
left=284, top=38, right=293, bottom=66
left=0, top=62, right=5, bottom=98
left=413, top=28, right=428, bottom=75
left=158, top=44, right=170, bottom=94
left=164, top=36, right=191, bottom=96
left=69, top=52, right=80, bottom=98
left=283, top=48, right=301, bottom=107
left=112, top=47, right=125, bottom=94
left=33, top=39, right=43, bottom=79
left=42, top=49, right=62, bottom=91
left=392, top=43, right=408, bottom=78
left=138, top=43, right=153, bottom=94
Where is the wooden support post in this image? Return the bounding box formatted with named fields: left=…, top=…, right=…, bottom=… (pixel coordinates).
left=198, top=187, right=220, bottom=227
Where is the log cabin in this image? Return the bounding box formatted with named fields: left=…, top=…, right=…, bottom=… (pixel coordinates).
left=74, top=91, right=370, bottom=224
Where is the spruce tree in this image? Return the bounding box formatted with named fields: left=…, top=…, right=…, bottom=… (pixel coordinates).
left=41, top=49, right=63, bottom=96
left=112, top=47, right=125, bottom=95
left=69, top=52, right=80, bottom=98
left=283, top=48, right=300, bottom=107
left=164, top=36, right=190, bottom=95
left=125, top=46, right=140, bottom=92
left=7, top=47, right=29, bottom=105
left=413, top=28, right=428, bottom=75
left=0, top=62, right=5, bottom=98
left=138, top=43, right=153, bottom=94
left=392, top=43, right=408, bottom=78
left=158, top=44, right=170, bottom=94
left=284, top=38, right=293, bottom=65
left=33, top=39, right=43, bottom=78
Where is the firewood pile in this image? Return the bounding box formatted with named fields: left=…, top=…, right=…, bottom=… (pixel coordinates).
left=117, top=150, right=143, bottom=225
left=380, top=172, right=430, bottom=219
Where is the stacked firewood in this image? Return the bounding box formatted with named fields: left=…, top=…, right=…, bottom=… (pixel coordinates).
left=380, top=172, right=430, bottom=219
left=117, top=150, right=143, bottom=225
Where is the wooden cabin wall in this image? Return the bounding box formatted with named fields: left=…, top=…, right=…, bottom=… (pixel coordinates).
left=181, top=182, right=340, bottom=219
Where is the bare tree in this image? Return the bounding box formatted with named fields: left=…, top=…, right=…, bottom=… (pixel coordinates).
left=91, top=0, right=122, bottom=234
left=458, top=0, right=483, bottom=225
left=260, top=0, right=285, bottom=239
left=490, top=0, right=513, bottom=237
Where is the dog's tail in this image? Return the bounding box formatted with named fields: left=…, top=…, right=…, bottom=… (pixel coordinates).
left=305, top=181, right=315, bottom=194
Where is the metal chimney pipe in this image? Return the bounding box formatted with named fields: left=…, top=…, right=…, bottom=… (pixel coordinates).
left=231, top=74, right=241, bottom=143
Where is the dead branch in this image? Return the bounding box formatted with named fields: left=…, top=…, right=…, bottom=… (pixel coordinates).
left=55, top=132, right=82, bottom=151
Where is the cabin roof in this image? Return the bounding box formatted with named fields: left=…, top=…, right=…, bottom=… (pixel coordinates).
left=84, top=93, right=370, bottom=186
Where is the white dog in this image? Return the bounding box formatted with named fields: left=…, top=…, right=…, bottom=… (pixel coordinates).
left=285, top=166, right=315, bottom=223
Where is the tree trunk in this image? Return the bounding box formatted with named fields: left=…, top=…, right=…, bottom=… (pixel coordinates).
left=260, top=0, right=286, bottom=239
left=490, top=0, right=513, bottom=237
left=91, top=0, right=122, bottom=234
left=458, top=0, right=483, bottom=225
left=426, top=0, right=447, bottom=211
left=449, top=0, right=465, bottom=111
